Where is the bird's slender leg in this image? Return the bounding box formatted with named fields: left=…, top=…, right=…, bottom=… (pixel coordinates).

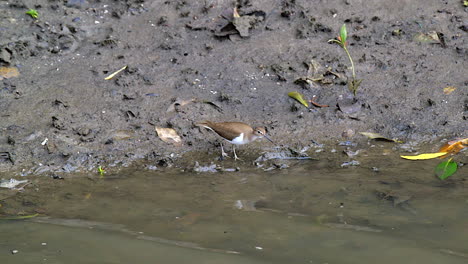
left=220, top=143, right=229, bottom=160
left=233, top=145, right=242, bottom=161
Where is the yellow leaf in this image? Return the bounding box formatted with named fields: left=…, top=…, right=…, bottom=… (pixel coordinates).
left=400, top=152, right=447, bottom=160
left=443, top=86, right=456, bottom=95
left=0, top=213, right=39, bottom=220
left=288, top=91, right=309, bottom=108
left=233, top=7, right=240, bottom=18
left=104, top=65, right=127, bottom=80
left=0, top=66, right=20, bottom=80
left=155, top=127, right=182, bottom=146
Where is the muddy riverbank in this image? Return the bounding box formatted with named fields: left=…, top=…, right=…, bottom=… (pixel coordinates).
left=1, top=0, right=467, bottom=174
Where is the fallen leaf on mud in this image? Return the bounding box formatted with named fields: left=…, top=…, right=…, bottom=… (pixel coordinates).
left=0, top=66, right=20, bottom=80
left=443, top=86, right=457, bottom=95
left=112, top=130, right=135, bottom=140
left=438, top=138, right=468, bottom=157
left=359, top=132, right=401, bottom=143
left=232, top=8, right=265, bottom=38
left=435, top=158, right=457, bottom=180
left=155, top=127, right=182, bottom=146
left=104, top=65, right=127, bottom=80
left=400, top=152, right=447, bottom=160
left=166, top=98, right=196, bottom=113
left=201, top=100, right=223, bottom=112
left=413, top=31, right=441, bottom=44
left=294, top=60, right=342, bottom=88
left=233, top=7, right=240, bottom=18
left=288, top=91, right=309, bottom=107
left=293, top=77, right=315, bottom=89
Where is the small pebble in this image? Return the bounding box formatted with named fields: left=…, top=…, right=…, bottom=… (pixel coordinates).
left=11, top=249, right=19, bottom=254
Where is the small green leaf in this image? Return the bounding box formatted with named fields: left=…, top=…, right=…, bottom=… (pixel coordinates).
left=98, top=166, right=106, bottom=177
left=26, top=9, right=39, bottom=19
left=288, top=91, right=309, bottom=108
left=435, top=159, right=457, bottom=180
left=340, top=24, right=347, bottom=45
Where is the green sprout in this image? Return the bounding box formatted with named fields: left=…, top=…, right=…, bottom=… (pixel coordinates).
left=328, top=24, right=362, bottom=95
left=26, top=9, right=39, bottom=19
left=98, top=166, right=106, bottom=177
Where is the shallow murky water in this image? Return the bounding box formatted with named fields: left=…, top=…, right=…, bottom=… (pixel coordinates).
left=1, top=159, right=467, bottom=263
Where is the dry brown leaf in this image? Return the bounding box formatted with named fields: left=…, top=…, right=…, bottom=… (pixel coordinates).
left=0, top=67, right=20, bottom=80
left=438, top=138, right=468, bottom=157
left=155, top=127, right=182, bottom=146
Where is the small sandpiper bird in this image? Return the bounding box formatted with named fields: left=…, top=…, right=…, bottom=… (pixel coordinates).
left=196, top=121, right=274, bottom=160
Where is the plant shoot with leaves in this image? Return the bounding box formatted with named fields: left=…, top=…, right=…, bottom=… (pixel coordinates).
left=329, top=24, right=362, bottom=95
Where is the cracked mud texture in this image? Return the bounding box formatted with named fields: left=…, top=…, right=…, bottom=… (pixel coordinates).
left=0, top=0, right=467, bottom=174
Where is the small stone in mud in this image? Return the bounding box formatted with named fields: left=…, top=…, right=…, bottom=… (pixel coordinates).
left=340, top=160, right=360, bottom=167
left=147, top=165, right=158, bottom=170
left=11, top=249, right=18, bottom=254
left=7, top=136, right=15, bottom=145
left=193, top=162, right=218, bottom=172
left=76, top=127, right=91, bottom=136
left=0, top=48, right=12, bottom=64
left=52, top=117, right=66, bottom=130
left=341, top=129, right=355, bottom=138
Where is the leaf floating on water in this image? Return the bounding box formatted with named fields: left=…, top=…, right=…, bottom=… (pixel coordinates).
left=104, top=65, right=127, bottom=80
left=0, top=213, right=39, bottom=220
left=443, top=86, right=457, bottom=95
left=155, top=127, right=182, bottom=146
left=438, top=138, right=468, bottom=157
left=288, top=91, right=309, bottom=108
left=0, top=67, right=20, bottom=80
left=359, top=132, right=401, bottom=143
left=400, top=152, right=447, bottom=160
left=435, top=159, right=457, bottom=180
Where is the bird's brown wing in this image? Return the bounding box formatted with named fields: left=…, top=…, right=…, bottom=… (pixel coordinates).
left=197, top=121, right=252, bottom=141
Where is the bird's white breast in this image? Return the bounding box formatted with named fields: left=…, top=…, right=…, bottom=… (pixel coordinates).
left=229, top=133, right=246, bottom=145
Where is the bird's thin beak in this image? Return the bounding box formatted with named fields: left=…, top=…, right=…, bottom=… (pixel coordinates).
left=264, top=134, right=275, bottom=144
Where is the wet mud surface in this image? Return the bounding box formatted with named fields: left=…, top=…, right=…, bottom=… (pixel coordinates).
left=0, top=0, right=467, bottom=174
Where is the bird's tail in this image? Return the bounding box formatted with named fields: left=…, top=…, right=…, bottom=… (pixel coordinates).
left=195, top=121, right=214, bottom=131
